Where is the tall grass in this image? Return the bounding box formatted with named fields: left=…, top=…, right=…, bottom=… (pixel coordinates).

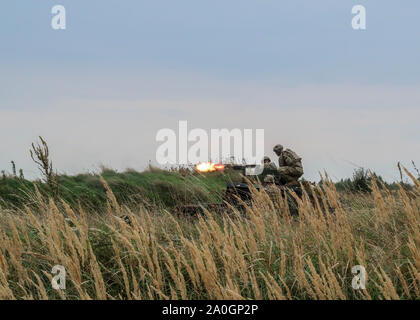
left=0, top=172, right=419, bottom=300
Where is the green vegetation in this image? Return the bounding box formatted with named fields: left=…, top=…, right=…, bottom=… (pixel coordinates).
left=0, top=166, right=241, bottom=211
left=1, top=138, right=419, bottom=300
left=333, top=167, right=418, bottom=193
left=2, top=163, right=418, bottom=212
left=0, top=171, right=419, bottom=300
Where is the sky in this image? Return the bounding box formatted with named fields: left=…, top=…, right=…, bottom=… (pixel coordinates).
left=0, top=0, right=419, bottom=182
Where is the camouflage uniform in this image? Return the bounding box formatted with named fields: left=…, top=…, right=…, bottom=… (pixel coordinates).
left=264, top=174, right=275, bottom=183
left=264, top=162, right=277, bottom=170
left=273, top=145, right=304, bottom=183
left=263, top=156, right=277, bottom=170
left=263, top=175, right=278, bottom=200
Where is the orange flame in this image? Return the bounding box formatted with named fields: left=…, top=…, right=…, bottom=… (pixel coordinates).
left=214, top=164, right=225, bottom=171
left=195, top=162, right=224, bottom=173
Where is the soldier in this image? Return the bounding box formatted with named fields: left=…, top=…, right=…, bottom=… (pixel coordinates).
left=263, top=156, right=277, bottom=170
left=273, top=144, right=304, bottom=183
left=264, top=174, right=275, bottom=193
left=264, top=174, right=275, bottom=185
left=263, top=174, right=278, bottom=199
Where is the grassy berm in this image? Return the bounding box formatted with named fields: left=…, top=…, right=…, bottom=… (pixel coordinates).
left=0, top=167, right=239, bottom=211
left=0, top=167, right=419, bottom=300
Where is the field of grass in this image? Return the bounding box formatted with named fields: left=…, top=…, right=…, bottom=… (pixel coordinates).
left=0, top=166, right=419, bottom=300
left=0, top=167, right=240, bottom=211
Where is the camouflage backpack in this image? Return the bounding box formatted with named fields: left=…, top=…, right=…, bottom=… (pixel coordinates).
left=282, top=149, right=302, bottom=167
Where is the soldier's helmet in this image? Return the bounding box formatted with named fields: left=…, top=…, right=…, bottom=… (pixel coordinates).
left=273, top=144, right=284, bottom=153
left=264, top=175, right=275, bottom=183
left=263, top=156, right=271, bottom=162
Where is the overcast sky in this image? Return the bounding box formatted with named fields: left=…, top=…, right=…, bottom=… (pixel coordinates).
left=1, top=0, right=419, bottom=181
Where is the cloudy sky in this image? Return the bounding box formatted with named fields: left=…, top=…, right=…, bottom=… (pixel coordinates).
left=1, top=0, right=419, bottom=181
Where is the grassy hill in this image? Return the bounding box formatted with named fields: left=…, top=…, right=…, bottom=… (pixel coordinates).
left=0, top=167, right=241, bottom=211
left=1, top=156, right=420, bottom=300
left=0, top=169, right=419, bottom=300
